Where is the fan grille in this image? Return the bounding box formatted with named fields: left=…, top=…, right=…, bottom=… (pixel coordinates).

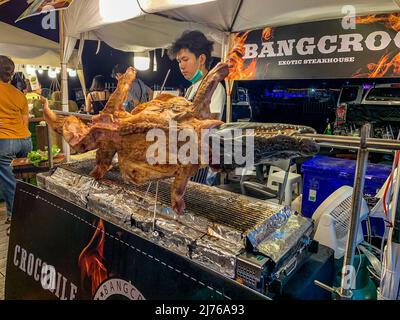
left=330, top=195, right=353, bottom=239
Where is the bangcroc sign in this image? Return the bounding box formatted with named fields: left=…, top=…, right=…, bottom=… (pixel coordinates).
left=227, top=13, right=400, bottom=80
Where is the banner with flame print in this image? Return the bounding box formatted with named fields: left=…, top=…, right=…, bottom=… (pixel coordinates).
left=78, top=219, right=108, bottom=297
left=227, top=12, right=400, bottom=80
left=5, top=182, right=264, bottom=300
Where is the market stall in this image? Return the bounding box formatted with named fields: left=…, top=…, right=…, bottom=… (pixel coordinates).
left=2, top=0, right=400, bottom=301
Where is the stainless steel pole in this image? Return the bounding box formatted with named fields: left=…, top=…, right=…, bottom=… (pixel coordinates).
left=46, top=123, right=54, bottom=169
left=53, top=110, right=93, bottom=121
left=317, top=143, right=394, bottom=154
left=300, top=134, right=400, bottom=150
left=339, top=124, right=371, bottom=299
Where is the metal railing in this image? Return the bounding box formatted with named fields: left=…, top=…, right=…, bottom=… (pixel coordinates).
left=303, top=125, right=399, bottom=299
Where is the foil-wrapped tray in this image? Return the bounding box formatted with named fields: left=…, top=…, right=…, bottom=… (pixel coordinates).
left=257, top=214, right=313, bottom=263
left=191, top=235, right=244, bottom=279
left=36, top=160, right=311, bottom=280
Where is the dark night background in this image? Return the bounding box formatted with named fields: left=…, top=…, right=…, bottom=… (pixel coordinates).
left=1, top=2, right=400, bottom=133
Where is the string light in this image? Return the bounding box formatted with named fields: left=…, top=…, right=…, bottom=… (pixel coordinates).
left=26, top=65, right=36, bottom=75
left=134, top=51, right=150, bottom=71
left=68, top=69, right=77, bottom=77
left=48, top=69, right=57, bottom=78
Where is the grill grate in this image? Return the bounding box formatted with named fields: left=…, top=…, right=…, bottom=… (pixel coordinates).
left=60, top=160, right=280, bottom=233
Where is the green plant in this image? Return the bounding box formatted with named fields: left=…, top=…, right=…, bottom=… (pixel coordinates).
left=27, top=145, right=61, bottom=166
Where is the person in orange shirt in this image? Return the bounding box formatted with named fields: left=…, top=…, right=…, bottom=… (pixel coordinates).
left=0, top=56, right=32, bottom=235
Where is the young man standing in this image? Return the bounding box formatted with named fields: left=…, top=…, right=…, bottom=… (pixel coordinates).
left=168, top=30, right=226, bottom=121
left=169, top=31, right=227, bottom=185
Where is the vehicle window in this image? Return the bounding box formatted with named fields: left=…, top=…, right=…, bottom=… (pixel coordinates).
left=339, top=87, right=359, bottom=103
left=365, top=88, right=400, bottom=101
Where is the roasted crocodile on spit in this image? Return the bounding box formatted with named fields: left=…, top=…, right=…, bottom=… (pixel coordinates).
left=43, top=62, right=319, bottom=214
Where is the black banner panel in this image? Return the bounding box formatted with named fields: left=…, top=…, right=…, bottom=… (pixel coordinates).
left=227, top=13, right=400, bottom=80
left=5, top=182, right=266, bottom=300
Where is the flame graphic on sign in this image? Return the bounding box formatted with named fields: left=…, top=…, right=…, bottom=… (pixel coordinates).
left=356, top=13, right=400, bottom=31
left=227, top=32, right=257, bottom=80
left=78, top=219, right=108, bottom=297
left=262, top=27, right=274, bottom=41
left=352, top=51, right=400, bottom=78
left=388, top=13, right=400, bottom=31
left=356, top=15, right=388, bottom=25
left=352, top=13, right=400, bottom=77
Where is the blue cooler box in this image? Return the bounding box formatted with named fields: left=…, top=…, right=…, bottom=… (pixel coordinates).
left=301, top=155, right=391, bottom=236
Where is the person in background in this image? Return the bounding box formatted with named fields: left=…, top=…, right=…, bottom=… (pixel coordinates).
left=111, top=64, right=153, bottom=112
left=11, top=72, right=27, bottom=93
left=168, top=30, right=226, bottom=185
left=168, top=30, right=226, bottom=120
left=85, top=75, right=110, bottom=115
left=0, top=56, right=33, bottom=235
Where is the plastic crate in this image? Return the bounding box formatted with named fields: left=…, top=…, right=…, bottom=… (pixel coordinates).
left=301, top=155, right=391, bottom=218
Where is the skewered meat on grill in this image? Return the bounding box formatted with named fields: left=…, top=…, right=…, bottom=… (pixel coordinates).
left=44, top=63, right=227, bottom=214
left=43, top=63, right=319, bottom=215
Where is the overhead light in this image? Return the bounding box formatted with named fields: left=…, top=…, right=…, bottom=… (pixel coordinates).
left=99, top=0, right=141, bottom=23
left=68, top=69, right=77, bottom=77
left=48, top=69, right=57, bottom=78
left=55, top=68, right=61, bottom=74
left=134, top=51, right=150, bottom=71
left=26, top=65, right=36, bottom=75
left=153, top=50, right=158, bottom=72
left=38, top=69, right=44, bottom=75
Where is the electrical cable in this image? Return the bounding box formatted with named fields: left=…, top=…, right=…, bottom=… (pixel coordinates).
left=383, top=151, right=399, bottom=220
left=366, top=216, right=372, bottom=244
left=380, top=233, right=386, bottom=263
left=367, top=265, right=380, bottom=281
left=356, top=246, right=362, bottom=278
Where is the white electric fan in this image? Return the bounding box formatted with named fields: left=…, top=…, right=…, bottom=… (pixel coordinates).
left=312, top=185, right=369, bottom=259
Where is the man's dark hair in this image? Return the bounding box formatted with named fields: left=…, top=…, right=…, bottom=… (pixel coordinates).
left=111, top=64, right=129, bottom=78
left=0, top=55, right=15, bottom=83
left=168, top=30, right=214, bottom=69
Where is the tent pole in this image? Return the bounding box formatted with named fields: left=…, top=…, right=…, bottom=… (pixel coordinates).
left=77, top=35, right=87, bottom=100
left=59, top=10, right=71, bottom=161
left=224, top=33, right=234, bottom=123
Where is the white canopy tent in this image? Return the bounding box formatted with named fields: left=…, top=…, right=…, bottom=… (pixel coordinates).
left=0, top=20, right=78, bottom=67
left=44, top=0, right=400, bottom=158
left=60, top=0, right=400, bottom=114
left=62, top=0, right=400, bottom=55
